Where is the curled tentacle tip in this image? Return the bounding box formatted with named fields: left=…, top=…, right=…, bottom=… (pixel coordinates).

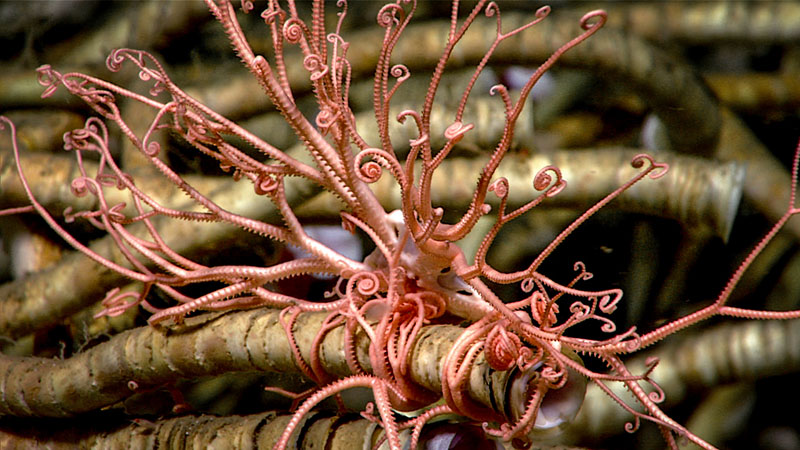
left=376, top=3, right=403, bottom=28
left=532, top=165, right=556, bottom=189
left=520, top=277, right=535, bottom=293
left=484, top=1, right=499, bottom=17
left=648, top=389, right=666, bottom=404
left=632, top=154, right=669, bottom=179
left=444, top=121, right=474, bottom=142
left=600, top=322, right=617, bottom=333
left=148, top=84, right=165, bottom=97
left=535, top=5, right=551, bottom=18
left=624, top=420, right=639, bottom=433
left=396, top=109, right=421, bottom=126
left=624, top=333, right=642, bottom=352
left=261, top=8, right=282, bottom=24
left=144, top=141, right=161, bottom=157
left=580, top=9, right=607, bottom=29
left=533, top=165, right=566, bottom=196
left=68, top=179, right=91, bottom=198
left=105, top=49, right=124, bottom=71
left=283, top=17, right=305, bottom=43
left=358, top=161, right=383, bottom=183
left=254, top=174, right=280, bottom=195
left=303, top=54, right=329, bottom=80
left=396, top=110, right=411, bottom=124
left=573, top=261, right=592, bottom=277
left=396, top=110, right=428, bottom=147
left=354, top=272, right=381, bottom=296
left=489, top=84, right=508, bottom=97
left=488, top=177, right=509, bottom=198
left=630, top=153, right=653, bottom=168
left=315, top=107, right=341, bottom=131
left=389, top=64, right=410, bottom=82
left=36, top=65, right=62, bottom=97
